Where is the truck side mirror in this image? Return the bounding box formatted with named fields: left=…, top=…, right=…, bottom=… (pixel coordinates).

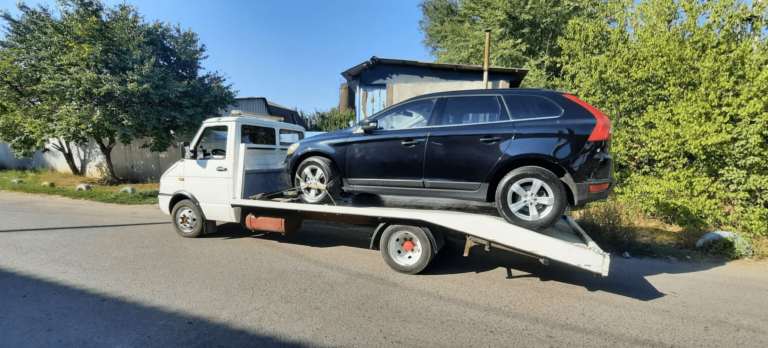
left=180, top=141, right=194, bottom=159
left=360, top=120, right=378, bottom=133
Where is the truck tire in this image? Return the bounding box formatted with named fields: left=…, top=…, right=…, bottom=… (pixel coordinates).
left=294, top=156, right=342, bottom=205
left=380, top=224, right=435, bottom=274
left=171, top=199, right=204, bottom=238
left=495, top=166, right=567, bottom=231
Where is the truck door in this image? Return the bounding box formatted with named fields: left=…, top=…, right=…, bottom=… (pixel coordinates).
left=183, top=124, right=234, bottom=222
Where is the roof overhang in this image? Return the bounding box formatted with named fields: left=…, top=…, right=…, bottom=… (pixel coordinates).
left=341, top=56, right=528, bottom=86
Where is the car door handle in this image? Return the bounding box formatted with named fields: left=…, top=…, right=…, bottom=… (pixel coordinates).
left=480, top=136, right=502, bottom=143
left=216, top=166, right=227, bottom=172
left=401, top=140, right=420, bottom=146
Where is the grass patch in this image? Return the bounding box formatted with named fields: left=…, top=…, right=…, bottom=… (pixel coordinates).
left=0, top=169, right=158, bottom=205
left=751, top=237, right=768, bottom=261
left=571, top=201, right=720, bottom=261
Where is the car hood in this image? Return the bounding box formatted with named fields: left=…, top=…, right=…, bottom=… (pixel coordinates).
left=301, top=127, right=355, bottom=143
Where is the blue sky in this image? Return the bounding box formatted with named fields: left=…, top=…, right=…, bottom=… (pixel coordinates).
left=0, top=0, right=431, bottom=112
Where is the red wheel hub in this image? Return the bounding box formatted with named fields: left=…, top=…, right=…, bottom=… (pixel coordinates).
left=181, top=217, right=188, bottom=224
left=402, top=240, right=415, bottom=252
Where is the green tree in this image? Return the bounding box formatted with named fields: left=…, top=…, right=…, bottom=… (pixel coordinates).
left=558, top=0, right=768, bottom=236
left=418, top=0, right=587, bottom=85
left=0, top=0, right=236, bottom=181
left=301, top=108, right=355, bottom=132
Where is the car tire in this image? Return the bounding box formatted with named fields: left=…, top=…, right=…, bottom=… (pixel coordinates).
left=379, top=224, right=434, bottom=274
left=171, top=199, right=204, bottom=238
left=495, top=166, right=567, bottom=231
left=294, top=156, right=342, bottom=205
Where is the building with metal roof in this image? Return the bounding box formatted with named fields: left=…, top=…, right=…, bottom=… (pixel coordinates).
left=220, top=97, right=305, bottom=128
left=340, top=56, right=528, bottom=122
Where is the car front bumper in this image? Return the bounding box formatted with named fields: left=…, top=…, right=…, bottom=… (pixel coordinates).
left=283, top=153, right=298, bottom=187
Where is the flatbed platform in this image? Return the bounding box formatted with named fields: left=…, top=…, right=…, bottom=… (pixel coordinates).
left=231, top=195, right=610, bottom=276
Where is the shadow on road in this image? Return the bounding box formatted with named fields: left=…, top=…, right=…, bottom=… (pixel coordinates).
left=210, top=221, right=726, bottom=302
left=0, top=222, right=170, bottom=233
left=0, top=268, right=307, bottom=348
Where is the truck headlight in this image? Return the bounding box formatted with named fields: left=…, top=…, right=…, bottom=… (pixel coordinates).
left=287, top=142, right=300, bottom=155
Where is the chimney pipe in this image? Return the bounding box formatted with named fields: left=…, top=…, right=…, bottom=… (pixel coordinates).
left=483, top=29, right=491, bottom=89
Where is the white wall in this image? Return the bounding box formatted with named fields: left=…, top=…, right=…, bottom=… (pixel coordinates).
left=390, top=80, right=508, bottom=106
left=0, top=139, right=180, bottom=181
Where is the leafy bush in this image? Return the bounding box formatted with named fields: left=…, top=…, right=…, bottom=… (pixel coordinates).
left=698, top=235, right=753, bottom=259
left=575, top=202, right=639, bottom=253
left=558, top=0, right=768, bottom=236
left=301, top=108, right=356, bottom=132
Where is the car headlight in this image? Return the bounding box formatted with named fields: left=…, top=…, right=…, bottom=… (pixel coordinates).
left=287, top=142, right=300, bottom=155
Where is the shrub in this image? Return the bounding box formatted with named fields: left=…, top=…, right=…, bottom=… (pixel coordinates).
left=558, top=0, right=768, bottom=237
left=575, top=202, right=639, bottom=253
left=301, top=108, right=356, bottom=132
left=698, top=234, right=753, bottom=259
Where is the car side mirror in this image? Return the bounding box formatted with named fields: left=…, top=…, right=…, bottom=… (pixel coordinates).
left=360, top=120, right=378, bottom=133
left=180, top=141, right=194, bottom=159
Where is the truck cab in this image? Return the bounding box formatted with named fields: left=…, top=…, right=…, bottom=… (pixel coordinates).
left=158, top=115, right=305, bottom=223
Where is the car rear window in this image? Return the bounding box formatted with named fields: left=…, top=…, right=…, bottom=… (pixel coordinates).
left=502, top=95, right=564, bottom=120
left=279, top=129, right=304, bottom=146
left=439, top=96, right=506, bottom=126
left=241, top=125, right=276, bottom=145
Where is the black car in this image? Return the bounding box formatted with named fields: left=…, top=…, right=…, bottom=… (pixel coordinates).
left=284, top=89, right=613, bottom=230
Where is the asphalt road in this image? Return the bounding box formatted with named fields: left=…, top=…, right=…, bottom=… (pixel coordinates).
left=1, top=192, right=767, bottom=348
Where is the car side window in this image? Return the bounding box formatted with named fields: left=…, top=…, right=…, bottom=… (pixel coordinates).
left=195, top=125, right=228, bottom=159
left=241, top=125, right=276, bottom=145
left=372, top=98, right=437, bottom=130
left=439, top=96, right=506, bottom=126
left=502, top=95, right=564, bottom=120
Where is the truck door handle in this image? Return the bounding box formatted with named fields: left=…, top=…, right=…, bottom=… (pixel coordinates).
left=216, top=166, right=227, bottom=172
left=480, top=136, right=502, bottom=143
left=401, top=140, right=419, bottom=146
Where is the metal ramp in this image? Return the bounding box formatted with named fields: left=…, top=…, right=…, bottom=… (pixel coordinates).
left=230, top=197, right=611, bottom=276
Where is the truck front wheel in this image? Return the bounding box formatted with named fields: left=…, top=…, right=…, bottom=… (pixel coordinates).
left=171, top=200, right=204, bottom=238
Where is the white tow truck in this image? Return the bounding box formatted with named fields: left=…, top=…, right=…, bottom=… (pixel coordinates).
left=159, top=115, right=610, bottom=276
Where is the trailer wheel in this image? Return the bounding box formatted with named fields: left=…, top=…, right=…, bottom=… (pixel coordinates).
left=380, top=224, right=434, bottom=274
left=171, top=199, right=204, bottom=238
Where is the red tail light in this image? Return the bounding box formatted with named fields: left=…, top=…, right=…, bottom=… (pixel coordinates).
left=563, top=94, right=612, bottom=141
left=589, top=183, right=611, bottom=192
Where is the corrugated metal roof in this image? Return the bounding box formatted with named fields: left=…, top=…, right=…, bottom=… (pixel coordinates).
left=341, top=56, right=528, bottom=82
left=220, top=97, right=269, bottom=116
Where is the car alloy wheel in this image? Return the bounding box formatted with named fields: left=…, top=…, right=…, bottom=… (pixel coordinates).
left=297, top=164, right=328, bottom=203
left=506, top=178, right=556, bottom=221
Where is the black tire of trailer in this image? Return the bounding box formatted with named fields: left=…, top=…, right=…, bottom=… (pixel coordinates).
left=171, top=199, right=205, bottom=238
left=379, top=224, right=435, bottom=275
